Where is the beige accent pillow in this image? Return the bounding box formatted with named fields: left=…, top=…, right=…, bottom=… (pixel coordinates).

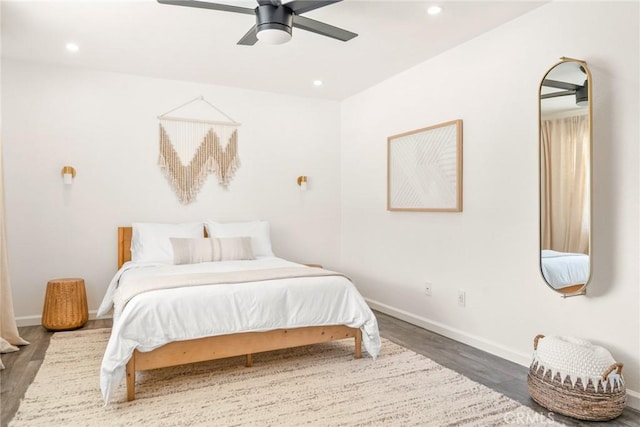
left=204, top=221, right=274, bottom=257
left=213, top=237, right=255, bottom=261
left=170, top=238, right=216, bottom=264
left=170, top=237, right=255, bottom=264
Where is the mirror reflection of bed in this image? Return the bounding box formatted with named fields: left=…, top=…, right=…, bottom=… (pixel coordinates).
left=539, top=58, right=592, bottom=296
left=540, top=250, right=588, bottom=294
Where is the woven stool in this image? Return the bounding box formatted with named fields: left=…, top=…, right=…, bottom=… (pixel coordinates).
left=42, top=278, right=88, bottom=331
left=527, top=334, right=626, bottom=421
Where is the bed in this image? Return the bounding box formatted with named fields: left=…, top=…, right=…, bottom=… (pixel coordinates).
left=540, top=249, right=589, bottom=293
left=98, top=223, right=380, bottom=404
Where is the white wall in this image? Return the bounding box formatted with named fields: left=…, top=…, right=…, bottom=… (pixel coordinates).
left=2, top=60, right=342, bottom=321
left=3, top=0, right=639, bottom=410
left=340, top=1, right=640, bottom=405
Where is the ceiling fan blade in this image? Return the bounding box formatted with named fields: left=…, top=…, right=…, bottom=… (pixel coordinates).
left=237, top=25, right=259, bottom=45
left=542, top=79, right=580, bottom=91
left=292, top=15, right=357, bottom=42
left=541, top=90, right=575, bottom=100
left=285, top=0, right=342, bottom=15
left=157, top=0, right=255, bottom=16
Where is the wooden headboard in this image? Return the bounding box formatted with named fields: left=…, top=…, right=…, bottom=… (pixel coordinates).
left=118, top=227, right=133, bottom=269
left=117, top=226, right=209, bottom=269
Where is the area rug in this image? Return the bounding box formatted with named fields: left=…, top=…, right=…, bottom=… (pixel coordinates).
left=10, top=329, right=561, bottom=426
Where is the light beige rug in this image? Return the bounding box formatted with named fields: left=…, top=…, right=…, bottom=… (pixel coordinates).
left=10, top=329, right=562, bottom=426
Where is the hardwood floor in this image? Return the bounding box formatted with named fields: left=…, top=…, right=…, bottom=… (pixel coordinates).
left=1, top=313, right=638, bottom=426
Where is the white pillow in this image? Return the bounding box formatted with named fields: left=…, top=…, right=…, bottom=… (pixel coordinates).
left=131, top=222, right=204, bottom=264
left=204, top=221, right=274, bottom=257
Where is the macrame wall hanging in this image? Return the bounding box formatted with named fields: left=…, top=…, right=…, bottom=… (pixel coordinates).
left=158, top=96, right=241, bottom=204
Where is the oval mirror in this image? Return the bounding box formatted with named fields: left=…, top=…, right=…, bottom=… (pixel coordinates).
left=539, top=57, right=592, bottom=296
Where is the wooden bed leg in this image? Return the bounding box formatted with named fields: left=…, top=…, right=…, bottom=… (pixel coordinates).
left=245, top=354, right=253, bottom=367
left=355, top=329, right=362, bottom=359
left=126, top=356, right=135, bottom=402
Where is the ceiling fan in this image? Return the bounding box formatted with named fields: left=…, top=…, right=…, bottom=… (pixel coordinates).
left=157, top=0, right=357, bottom=45
left=541, top=66, right=588, bottom=106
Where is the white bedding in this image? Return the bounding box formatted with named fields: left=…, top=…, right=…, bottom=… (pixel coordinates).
left=541, top=250, right=589, bottom=289
left=98, top=257, right=381, bottom=404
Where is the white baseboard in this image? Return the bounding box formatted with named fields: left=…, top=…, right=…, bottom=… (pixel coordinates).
left=15, top=310, right=110, bottom=327
left=627, top=390, right=640, bottom=412
left=15, top=314, right=42, bottom=327
left=367, top=298, right=532, bottom=366
left=367, top=298, right=640, bottom=411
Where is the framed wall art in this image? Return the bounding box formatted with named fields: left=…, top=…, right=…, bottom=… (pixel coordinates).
left=387, top=119, right=463, bottom=212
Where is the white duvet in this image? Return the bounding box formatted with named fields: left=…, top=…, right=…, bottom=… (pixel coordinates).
left=97, top=257, right=381, bottom=404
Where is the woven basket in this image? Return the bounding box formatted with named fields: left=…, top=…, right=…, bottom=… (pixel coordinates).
left=42, top=278, right=88, bottom=331
left=527, top=334, right=626, bottom=421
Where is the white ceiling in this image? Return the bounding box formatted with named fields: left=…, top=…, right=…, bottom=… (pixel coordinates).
left=1, top=0, right=546, bottom=100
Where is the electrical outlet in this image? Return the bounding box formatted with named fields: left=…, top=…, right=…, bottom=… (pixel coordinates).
left=457, top=290, right=466, bottom=307
left=424, top=283, right=432, bottom=296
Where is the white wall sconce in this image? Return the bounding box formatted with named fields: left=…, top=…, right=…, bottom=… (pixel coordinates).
left=297, top=175, right=308, bottom=191
left=61, top=166, right=76, bottom=185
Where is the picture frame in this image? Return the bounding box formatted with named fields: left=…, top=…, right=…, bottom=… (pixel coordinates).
left=387, top=119, right=463, bottom=212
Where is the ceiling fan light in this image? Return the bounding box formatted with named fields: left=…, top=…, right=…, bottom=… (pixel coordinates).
left=255, top=4, right=293, bottom=45
left=257, top=28, right=292, bottom=45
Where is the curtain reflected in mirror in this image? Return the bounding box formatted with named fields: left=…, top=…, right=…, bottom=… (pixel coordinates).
left=539, top=58, right=592, bottom=296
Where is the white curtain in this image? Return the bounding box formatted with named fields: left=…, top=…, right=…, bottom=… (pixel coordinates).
left=540, top=114, right=590, bottom=254
left=0, top=134, right=29, bottom=369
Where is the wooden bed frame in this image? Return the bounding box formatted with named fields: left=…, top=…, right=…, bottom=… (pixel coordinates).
left=117, top=227, right=362, bottom=401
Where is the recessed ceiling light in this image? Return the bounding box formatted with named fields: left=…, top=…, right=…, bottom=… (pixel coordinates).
left=65, top=43, right=79, bottom=52
left=427, top=6, right=442, bottom=15
left=313, top=80, right=323, bottom=86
